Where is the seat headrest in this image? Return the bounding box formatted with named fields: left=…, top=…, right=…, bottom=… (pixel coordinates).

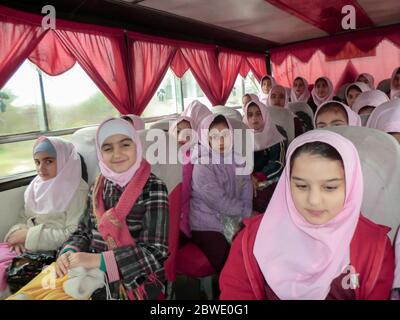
left=327, top=125, right=400, bottom=241
left=211, top=106, right=243, bottom=121
left=149, top=119, right=174, bottom=132
left=267, top=106, right=295, bottom=142
left=377, top=78, right=391, bottom=94
left=287, top=102, right=314, bottom=120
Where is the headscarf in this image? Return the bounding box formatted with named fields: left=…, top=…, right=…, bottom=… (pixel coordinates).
left=267, top=84, right=289, bottom=108
left=390, top=67, right=400, bottom=100
left=355, top=73, right=375, bottom=89
left=311, top=77, right=334, bottom=107
left=242, top=93, right=260, bottom=111
left=24, top=137, right=82, bottom=214
left=181, top=100, right=212, bottom=130
left=290, top=77, right=311, bottom=103
left=121, top=114, right=145, bottom=130
left=367, top=99, right=400, bottom=134
left=258, top=75, right=276, bottom=105
left=95, top=118, right=143, bottom=188
left=351, top=90, right=389, bottom=115
left=314, top=100, right=362, bottom=128
left=345, top=82, right=371, bottom=104
left=243, top=99, right=285, bottom=151
left=254, top=130, right=363, bottom=300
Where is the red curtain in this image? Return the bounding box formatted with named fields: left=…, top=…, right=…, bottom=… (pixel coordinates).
left=0, top=8, right=47, bottom=89
left=246, top=56, right=267, bottom=82
left=218, top=51, right=244, bottom=105
left=129, top=40, right=177, bottom=115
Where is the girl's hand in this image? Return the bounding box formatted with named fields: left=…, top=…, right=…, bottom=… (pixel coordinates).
left=67, top=252, right=101, bottom=270
left=10, top=244, right=26, bottom=256
left=7, top=229, right=28, bottom=246
left=55, top=251, right=72, bottom=278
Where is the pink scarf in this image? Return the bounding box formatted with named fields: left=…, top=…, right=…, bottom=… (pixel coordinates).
left=290, top=77, right=311, bottom=103
left=311, top=77, right=334, bottom=107
left=314, top=100, right=362, bottom=127
left=258, top=75, right=276, bottom=105
left=243, top=99, right=285, bottom=150
left=345, top=82, right=371, bottom=105
left=122, top=114, right=145, bottom=130
left=352, top=90, right=389, bottom=114
left=181, top=100, right=212, bottom=130
left=355, top=73, right=375, bottom=89
left=367, top=99, right=400, bottom=134
left=267, top=84, right=289, bottom=108
left=390, top=67, right=400, bottom=100
left=254, top=130, right=363, bottom=300
left=96, top=118, right=143, bottom=188
left=24, top=137, right=82, bottom=215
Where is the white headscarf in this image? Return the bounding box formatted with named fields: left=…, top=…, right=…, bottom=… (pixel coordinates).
left=258, top=75, right=276, bottom=105
left=290, top=77, right=310, bottom=103
left=390, top=67, right=400, bottom=100
left=311, top=77, right=334, bottom=107
left=355, top=73, right=375, bottom=89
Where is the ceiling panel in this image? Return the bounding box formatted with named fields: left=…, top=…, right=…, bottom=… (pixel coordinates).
left=357, top=0, right=400, bottom=26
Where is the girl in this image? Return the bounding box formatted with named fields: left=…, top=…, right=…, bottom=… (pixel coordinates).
left=314, top=101, right=361, bottom=129
left=367, top=100, right=400, bottom=144
left=168, top=116, right=196, bottom=240
left=258, top=75, right=276, bottom=105
left=355, top=73, right=375, bottom=89
left=290, top=77, right=310, bottom=103
left=121, top=114, right=145, bottom=130
left=242, top=94, right=259, bottom=111
left=189, top=114, right=252, bottom=273
left=345, top=82, right=370, bottom=108
left=0, top=137, right=88, bottom=296
left=243, top=100, right=287, bottom=213
left=181, top=100, right=212, bottom=129
left=389, top=67, right=400, bottom=100
left=53, top=117, right=169, bottom=300
left=352, top=90, right=389, bottom=126
left=220, top=130, right=394, bottom=300
left=308, top=77, right=334, bottom=113
left=267, top=85, right=289, bottom=108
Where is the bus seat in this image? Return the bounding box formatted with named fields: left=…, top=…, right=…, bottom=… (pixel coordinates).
left=267, top=106, right=295, bottom=143
left=149, top=120, right=172, bottom=132
left=327, top=126, right=400, bottom=242
left=211, top=106, right=243, bottom=121
left=176, top=243, right=216, bottom=277
left=336, top=83, right=351, bottom=101
left=377, top=78, right=391, bottom=95
left=72, top=127, right=183, bottom=281
left=287, top=102, right=314, bottom=131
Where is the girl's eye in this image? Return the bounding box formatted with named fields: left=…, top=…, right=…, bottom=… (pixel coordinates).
left=45, top=160, right=53, bottom=165
left=296, top=184, right=308, bottom=190
left=103, top=148, right=111, bottom=152
left=123, top=143, right=131, bottom=147
left=324, top=186, right=338, bottom=191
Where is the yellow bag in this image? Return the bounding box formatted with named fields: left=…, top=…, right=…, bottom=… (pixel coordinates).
left=7, top=263, right=75, bottom=300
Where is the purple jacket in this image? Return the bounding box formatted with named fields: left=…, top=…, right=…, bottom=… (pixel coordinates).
left=189, top=146, right=253, bottom=233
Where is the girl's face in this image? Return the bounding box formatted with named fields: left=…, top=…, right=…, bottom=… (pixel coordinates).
left=389, top=132, right=400, bottom=144
left=393, top=72, right=400, bottom=90
left=315, top=79, right=329, bottom=98
left=293, top=78, right=305, bottom=97
left=176, top=120, right=192, bottom=147
left=269, top=87, right=286, bottom=107
left=261, top=78, right=272, bottom=94
left=316, top=108, right=348, bottom=128
left=101, top=134, right=137, bottom=173
left=247, top=104, right=264, bottom=131
left=357, top=75, right=369, bottom=85
left=358, top=106, right=375, bottom=116
left=346, top=87, right=362, bottom=108
left=242, top=95, right=252, bottom=106
left=34, top=152, right=57, bottom=181
left=208, top=122, right=231, bottom=154
left=290, top=153, right=346, bottom=225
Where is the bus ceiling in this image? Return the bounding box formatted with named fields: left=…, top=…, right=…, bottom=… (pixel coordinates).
left=2, top=0, right=400, bottom=54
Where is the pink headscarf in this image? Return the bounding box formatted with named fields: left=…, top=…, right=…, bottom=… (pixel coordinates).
left=121, top=114, right=145, bottom=130
left=345, top=82, right=371, bottom=105
left=95, top=118, right=143, bottom=188
left=258, top=75, right=276, bottom=105
left=24, top=137, right=82, bottom=215
left=390, top=67, right=400, bottom=100
left=290, top=77, right=311, bottom=103
left=181, top=100, right=212, bottom=130
left=311, top=77, right=334, bottom=107
left=367, top=99, right=400, bottom=134
left=314, top=100, right=362, bottom=128
left=254, top=130, right=363, bottom=300
left=355, top=73, right=375, bottom=89
left=243, top=99, right=285, bottom=151
left=267, top=84, right=289, bottom=108
left=351, top=90, right=389, bottom=114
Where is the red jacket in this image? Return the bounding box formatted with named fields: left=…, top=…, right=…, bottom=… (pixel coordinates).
left=219, top=214, right=394, bottom=300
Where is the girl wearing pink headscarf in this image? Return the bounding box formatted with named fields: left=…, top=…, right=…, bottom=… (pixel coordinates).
left=345, top=82, right=371, bottom=108
left=355, top=73, right=375, bottom=89
left=220, top=130, right=394, bottom=300
left=243, top=99, right=287, bottom=213
left=367, top=99, right=400, bottom=144
left=121, top=114, right=145, bottom=130
left=181, top=100, right=212, bottom=130
left=0, top=137, right=88, bottom=297
left=352, top=90, right=389, bottom=126
left=53, top=118, right=169, bottom=300
left=290, top=77, right=311, bottom=103
left=308, top=77, right=334, bottom=113
left=258, top=75, right=276, bottom=105
left=389, top=67, right=400, bottom=100
left=267, top=85, right=289, bottom=108
left=314, top=100, right=362, bottom=129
